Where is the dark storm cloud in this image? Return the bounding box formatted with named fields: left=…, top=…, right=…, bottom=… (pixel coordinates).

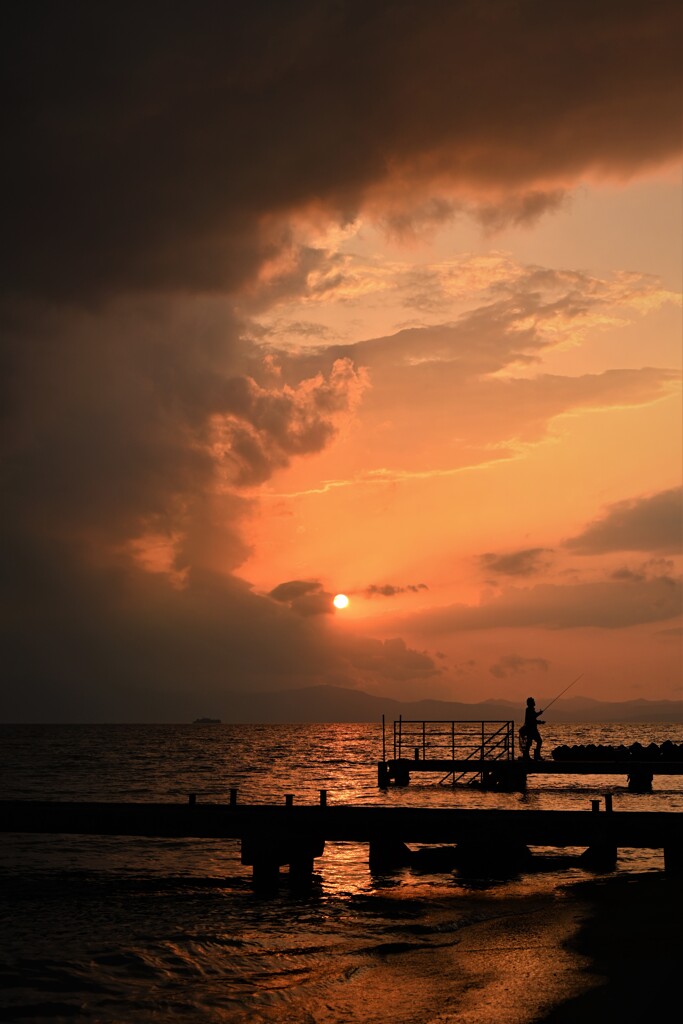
left=2, top=541, right=439, bottom=720
left=0, top=298, right=379, bottom=719
left=3, top=0, right=682, bottom=299
left=2, top=1, right=681, bottom=718
left=480, top=548, right=552, bottom=578
left=564, top=488, right=683, bottom=554
left=1, top=300, right=365, bottom=553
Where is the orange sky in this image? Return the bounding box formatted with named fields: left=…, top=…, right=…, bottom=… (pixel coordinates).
left=236, top=173, right=682, bottom=702
left=2, top=2, right=682, bottom=719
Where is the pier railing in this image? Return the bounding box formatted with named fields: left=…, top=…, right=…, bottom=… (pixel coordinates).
left=388, top=718, right=515, bottom=763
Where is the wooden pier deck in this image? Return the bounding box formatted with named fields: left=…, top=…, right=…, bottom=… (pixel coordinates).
left=379, top=757, right=683, bottom=791
left=2, top=798, right=681, bottom=888
left=385, top=759, right=683, bottom=776
left=378, top=719, right=683, bottom=791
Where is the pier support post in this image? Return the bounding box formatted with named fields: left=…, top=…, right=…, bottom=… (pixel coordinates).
left=580, top=799, right=617, bottom=871
left=663, top=844, right=683, bottom=876
left=391, top=762, right=410, bottom=786
left=453, top=839, right=532, bottom=877
left=369, top=837, right=412, bottom=873
left=251, top=858, right=280, bottom=893
left=627, top=768, right=653, bottom=793
left=289, top=854, right=316, bottom=890
left=511, top=764, right=528, bottom=792
left=580, top=841, right=618, bottom=871
left=481, top=764, right=526, bottom=792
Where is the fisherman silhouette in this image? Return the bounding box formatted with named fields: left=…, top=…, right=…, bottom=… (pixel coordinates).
left=519, top=697, right=545, bottom=760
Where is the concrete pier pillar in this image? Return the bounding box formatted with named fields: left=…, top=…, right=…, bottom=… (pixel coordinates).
left=241, top=831, right=325, bottom=892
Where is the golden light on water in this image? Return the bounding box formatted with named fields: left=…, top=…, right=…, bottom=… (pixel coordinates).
left=333, top=593, right=349, bottom=609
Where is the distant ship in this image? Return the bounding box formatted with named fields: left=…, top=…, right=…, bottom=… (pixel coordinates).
left=193, top=717, right=221, bottom=724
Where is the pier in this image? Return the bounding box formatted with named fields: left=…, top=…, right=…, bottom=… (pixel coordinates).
left=378, top=718, right=683, bottom=792
left=1, top=797, right=681, bottom=891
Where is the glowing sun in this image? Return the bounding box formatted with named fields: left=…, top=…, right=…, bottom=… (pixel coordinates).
left=333, top=593, right=350, bottom=609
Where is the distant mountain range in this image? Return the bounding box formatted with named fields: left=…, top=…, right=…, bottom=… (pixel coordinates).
left=225, top=684, right=682, bottom=724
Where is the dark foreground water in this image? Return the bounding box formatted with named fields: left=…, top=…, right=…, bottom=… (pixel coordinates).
left=0, top=722, right=681, bottom=1023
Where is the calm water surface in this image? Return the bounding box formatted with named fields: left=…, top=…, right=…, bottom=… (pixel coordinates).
left=1, top=722, right=681, bottom=1023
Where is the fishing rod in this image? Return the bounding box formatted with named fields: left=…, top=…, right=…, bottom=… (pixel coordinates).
left=540, top=673, right=584, bottom=714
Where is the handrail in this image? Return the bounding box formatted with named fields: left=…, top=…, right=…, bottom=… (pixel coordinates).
left=387, top=719, right=516, bottom=768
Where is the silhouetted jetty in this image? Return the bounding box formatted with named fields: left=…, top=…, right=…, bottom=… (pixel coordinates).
left=1, top=796, right=681, bottom=891
left=377, top=719, right=683, bottom=792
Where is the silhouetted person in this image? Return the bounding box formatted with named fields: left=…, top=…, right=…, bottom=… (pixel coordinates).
left=520, top=697, right=544, bottom=760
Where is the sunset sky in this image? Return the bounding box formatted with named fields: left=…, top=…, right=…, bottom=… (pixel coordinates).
left=3, top=1, right=682, bottom=721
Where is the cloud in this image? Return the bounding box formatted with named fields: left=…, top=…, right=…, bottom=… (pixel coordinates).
left=480, top=549, right=553, bottom=578
left=214, top=357, right=369, bottom=486
left=610, top=567, right=646, bottom=583
left=401, top=573, right=682, bottom=633
left=274, top=271, right=679, bottom=479
left=268, top=579, right=333, bottom=616
left=340, top=636, right=439, bottom=682
left=1, top=300, right=367, bottom=564
left=268, top=580, right=322, bottom=602
left=490, top=655, right=550, bottom=679
left=564, top=487, right=683, bottom=554
left=473, top=190, right=570, bottom=232
left=4, top=2, right=681, bottom=300
left=2, top=4, right=681, bottom=717
left=0, top=299, right=381, bottom=718
left=364, top=583, right=429, bottom=597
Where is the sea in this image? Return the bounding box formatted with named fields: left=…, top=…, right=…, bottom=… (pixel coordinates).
left=1, top=720, right=681, bottom=1024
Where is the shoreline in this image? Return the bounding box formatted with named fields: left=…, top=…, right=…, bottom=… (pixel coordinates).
left=535, top=871, right=680, bottom=1023
left=415, top=868, right=681, bottom=1024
